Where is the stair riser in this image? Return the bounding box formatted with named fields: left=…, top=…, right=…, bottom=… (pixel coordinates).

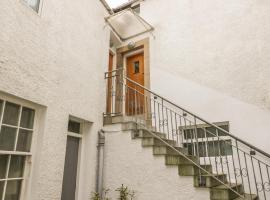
left=165, top=155, right=199, bottom=165
left=178, top=165, right=213, bottom=176
left=210, top=185, right=244, bottom=200
left=142, top=138, right=176, bottom=147
left=153, top=146, right=188, bottom=156
left=132, top=130, right=167, bottom=139
left=194, top=175, right=227, bottom=188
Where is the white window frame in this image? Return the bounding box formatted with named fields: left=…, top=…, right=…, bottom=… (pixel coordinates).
left=0, top=93, right=41, bottom=200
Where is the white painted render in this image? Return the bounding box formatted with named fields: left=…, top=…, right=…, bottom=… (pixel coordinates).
left=103, top=124, right=210, bottom=200
left=0, top=0, right=109, bottom=199
left=140, top=0, right=270, bottom=110
left=119, top=0, right=270, bottom=154
left=1, top=0, right=270, bottom=199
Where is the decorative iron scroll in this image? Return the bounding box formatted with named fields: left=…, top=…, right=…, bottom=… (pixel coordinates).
left=159, top=119, right=168, bottom=127
left=234, top=168, right=248, bottom=177
left=215, top=157, right=229, bottom=165
left=257, top=182, right=270, bottom=192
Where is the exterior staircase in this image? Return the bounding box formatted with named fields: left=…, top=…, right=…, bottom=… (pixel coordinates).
left=104, top=69, right=270, bottom=200
left=104, top=118, right=258, bottom=200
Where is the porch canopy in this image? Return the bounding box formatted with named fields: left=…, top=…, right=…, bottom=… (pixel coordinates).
left=105, top=9, right=154, bottom=41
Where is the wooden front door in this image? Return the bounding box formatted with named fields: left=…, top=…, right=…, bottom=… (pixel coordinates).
left=126, top=53, right=144, bottom=115
left=106, top=53, right=113, bottom=113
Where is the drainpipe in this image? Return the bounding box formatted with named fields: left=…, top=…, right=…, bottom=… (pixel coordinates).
left=96, top=129, right=105, bottom=195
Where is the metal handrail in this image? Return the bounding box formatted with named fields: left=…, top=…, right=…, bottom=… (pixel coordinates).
left=104, top=69, right=270, bottom=199
left=137, top=126, right=245, bottom=199
left=124, top=76, right=270, bottom=159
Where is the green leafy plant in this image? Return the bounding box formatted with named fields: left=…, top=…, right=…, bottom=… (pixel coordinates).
left=90, top=189, right=110, bottom=200
left=115, top=184, right=135, bottom=200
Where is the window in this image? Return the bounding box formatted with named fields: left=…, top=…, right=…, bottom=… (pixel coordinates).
left=182, top=122, right=232, bottom=157
left=208, top=140, right=233, bottom=157
left=183, top=123, right=229, bottom=139
left=0, top=99, right=35, bottom=200
left=23, top=0, right=40, bottom=13
left=134, top=61, right=140, bottom=74
left=184, top=140, right=233, bottom=157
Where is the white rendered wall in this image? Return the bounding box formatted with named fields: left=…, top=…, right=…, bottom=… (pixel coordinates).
left=0, top=0, right=109, bottom=199
left=140, top=0, right=270, bottom=110
left=118, top=0, right=270, bottom=154
left=103, top=124, right=210, bottom=200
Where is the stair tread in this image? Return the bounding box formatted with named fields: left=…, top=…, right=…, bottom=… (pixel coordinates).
left=212, top=183, right=242, bottom=190
left=233, top=193, right=257, bottom=200
left=199, top=173, right=226, bottom=177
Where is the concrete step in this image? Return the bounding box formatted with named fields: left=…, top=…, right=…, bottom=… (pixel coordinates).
left=104, top=115, right=135, bottom=125
left=142, top=137, right=176, bottom=147
left=165, top=155, right=199, bottom=165
left=210, top=183, right=244, bottom=200
left=132, top=129, right=167, bottom=139
left=233, top=194, right=258, bottom=200
left=178, top=164, right=213, bottom=176
left=153, top=146, right=188, bottom=156
left=194, top=174, right=227, bottom=188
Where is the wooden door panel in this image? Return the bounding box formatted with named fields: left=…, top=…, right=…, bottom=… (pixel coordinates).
left=126, top=53, right=144, bottom=115
left=106, top=53, right=113, bottom=113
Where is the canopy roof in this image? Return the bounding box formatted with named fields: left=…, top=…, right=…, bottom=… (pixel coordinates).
left=105, top=8, right=154, bottom=41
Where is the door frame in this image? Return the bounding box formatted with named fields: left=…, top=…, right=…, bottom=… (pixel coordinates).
left=61, top=117, right=84, bottom=200
left=124, top=50, right=145, bottom=115
left=115, top=38, right=150, bottom=116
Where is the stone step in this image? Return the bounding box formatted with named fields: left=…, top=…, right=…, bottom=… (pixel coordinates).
left=233, top=194, right=258, bottom=200
left=142, top=137, right=176, bottom=147
left=104, top=115, right=134, bottom=125
left=210, top=183, right=244, bottom=200
left=178, top=164, right=213, bottom=176
left=165, top=155, right=199, bottom=165
left=132, top=129, right=167, bottom=139
left=153, top=146, right=188, bottom=156
left=194, top=174, right=227, bottom=188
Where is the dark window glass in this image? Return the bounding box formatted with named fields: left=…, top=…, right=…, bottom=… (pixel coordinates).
left=3, top=102, right=20, bottom=126
left=220, top=140, right=233, bottom=156
left=183, top=129, right=193, bottom=139
left=5, top=180, right=21, bottom=200
left=134, top=61, right=140, bottom=74
left=20, top=107, right=35, bottom=129
left=207, top=140, right=232, bottom=157
left=8, top=156, right=25, bottom=178
left=0, top=181, right=4, bottom=200
left=205, top=127, right=218, bottom=138
left=197, top=128, right=205, bottom=138
left=198, top=142, right=207, bottom=157
left=218, top=125, right=229, bottom=136
left=0, top=100, right=3, bottom=122
left=0, top=155, right=8, bottom=179
left=0, top=126, right=17, bottom=151
left=68, top=120, right=81, bottom=134
left=16, top=129, right=32, bottom=152
left=207, top=141, right=217, bottom=157
left=183, top=143, right=193, bottom=155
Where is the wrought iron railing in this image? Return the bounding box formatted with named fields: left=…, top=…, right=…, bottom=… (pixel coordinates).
left=104, top=68, right=270, bottom=200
